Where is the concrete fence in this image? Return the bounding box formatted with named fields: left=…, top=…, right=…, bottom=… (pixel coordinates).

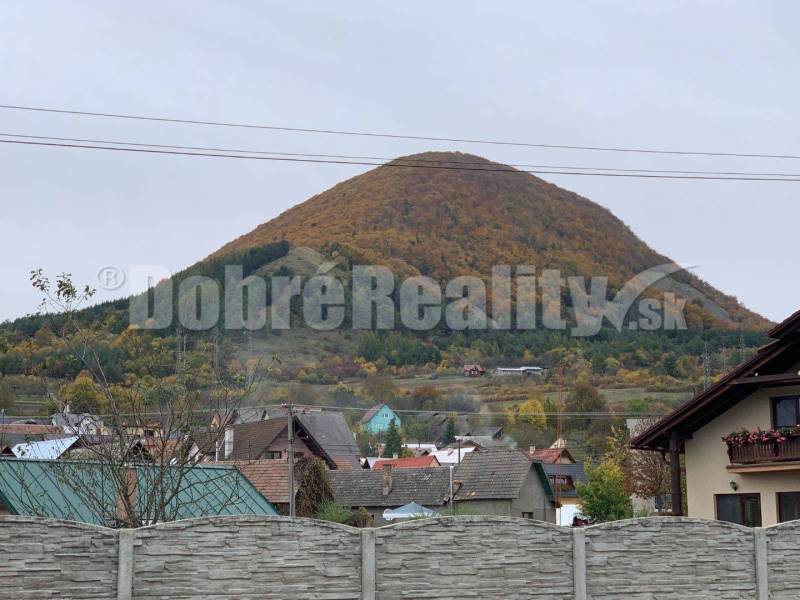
left=1, top=515, right=799, bottom=599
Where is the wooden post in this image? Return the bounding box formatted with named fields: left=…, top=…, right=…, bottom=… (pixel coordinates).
left=669, top=431, right=683, bottom=516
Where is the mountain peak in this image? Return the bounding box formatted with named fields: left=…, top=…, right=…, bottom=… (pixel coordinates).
left=213, top=152, right=767, bottom=329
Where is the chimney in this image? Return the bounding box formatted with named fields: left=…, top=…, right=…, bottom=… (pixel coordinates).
left=529, top=446, right=536, bottom=458
left=224, top=428, right=234, bottom=459
left=382, top=464, right=393, bottom=496
left=115, top=467, right=137, bottom=526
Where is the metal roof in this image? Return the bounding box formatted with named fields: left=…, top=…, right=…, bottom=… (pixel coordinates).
left=0, top=459, right=277, bottom=526
left=12, top=436, right=79, bottom=460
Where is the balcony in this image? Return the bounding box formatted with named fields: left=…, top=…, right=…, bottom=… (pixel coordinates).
left=726, top=432, right=800, bottom=473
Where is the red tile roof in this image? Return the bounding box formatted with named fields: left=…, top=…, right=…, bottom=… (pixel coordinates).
left=530, top=447, right=575, bottom=464
left=234, top=459, right=295, bottom=505
left=372, top=455, right=440, bottom=469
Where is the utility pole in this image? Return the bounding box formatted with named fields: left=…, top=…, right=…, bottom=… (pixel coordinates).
left=739, top=326, right=746, bottom=365
left=287, top=404, right=295, bottom=518
left=702, top=343, right=711, bottom=389
left=449, top=465, right=454, bottom=516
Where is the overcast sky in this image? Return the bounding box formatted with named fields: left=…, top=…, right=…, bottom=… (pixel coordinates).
left=1, top=2, right=797, bottom=323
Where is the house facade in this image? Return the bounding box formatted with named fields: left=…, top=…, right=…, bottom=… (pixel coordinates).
left=453, top=450, right=556, bottom=522
left=360, top=403, right=401, bottom=435
left=632, top=309, right=800, bottom=527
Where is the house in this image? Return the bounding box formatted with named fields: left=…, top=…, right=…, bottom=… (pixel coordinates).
left=332, top=450, right=556, bottom=524
left=0, top=458, right=278, bottom=525
left=0, top=422, right=64, bottom=455
left=454, top=434, right=514, bottom=450
left=223, top=419, right=316, bottom=462
left=463, top=364, right=486, bottom=377
left=51, top=412, right=105, bottom=436
left=528, top=445, right=587, bottom=512
left=360, top=403, right=401, bottom=434
left=330, top=465, right=450, bottom=525
left=207, top=407, right=360, bottom=469
left=372, top=455, right=440, bottom=469
left=295, top=410, right=361, bottom=469
left=530, top=446, right=576, bottom=464
left=402, top=442, right=438, bottom=456
left=452, top=450, right=556, bottom=522
left=494, top=366, right=546, bottom=377
left=631, top=309, right=800, bottom=527
left=220, top=412, right=359, bottom=470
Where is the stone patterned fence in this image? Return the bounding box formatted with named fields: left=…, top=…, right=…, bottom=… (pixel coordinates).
left=1, top=515, right=798, bottom=599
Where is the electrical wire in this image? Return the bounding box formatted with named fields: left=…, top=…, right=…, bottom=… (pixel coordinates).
left=4, top=131, right=800, bottom=178
left=4, top=137, right=800, bottom=182
left=2, top=102, right=800, bottom=160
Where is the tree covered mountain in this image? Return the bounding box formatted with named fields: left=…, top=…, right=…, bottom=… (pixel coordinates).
left=214, top=151, right=768, bottom=330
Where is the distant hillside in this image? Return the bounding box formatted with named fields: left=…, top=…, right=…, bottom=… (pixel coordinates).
left=215, top=152, right=768, bottom=329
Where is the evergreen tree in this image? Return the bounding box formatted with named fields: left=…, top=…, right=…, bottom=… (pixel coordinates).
left=294, top=457, right=334, bottom=518
left=441, top=417, right=456, bottom=445
left=381, top=420, right=402, bottom=458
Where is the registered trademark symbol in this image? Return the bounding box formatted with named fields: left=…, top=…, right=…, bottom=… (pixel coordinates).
left=96, top=265, right=125, bottom=291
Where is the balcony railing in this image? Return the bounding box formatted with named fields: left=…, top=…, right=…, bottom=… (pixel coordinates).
left=727, top=436, right=800, bottom=464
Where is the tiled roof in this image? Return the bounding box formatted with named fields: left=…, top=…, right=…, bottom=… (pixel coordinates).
left=453, top=449, right=543, bottom=501
left=230, top=420, right=287, bottom=460
left=0, top=423, right=61, bottom=436
left=531, top=447, right=575, bottom=464
left=296, top=411, right=361, bottom=470
left=330, top=467, right=450, bottom=508
left=372, top=455, right=440, bottom=469
left=234, top=459, right=295, bottom=505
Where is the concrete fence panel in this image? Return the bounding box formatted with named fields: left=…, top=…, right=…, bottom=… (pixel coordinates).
left=0, top=516, right=119, bottom=599
left=0, top=515, right=798, bottom=599
left=131, top=516, right=362, bottom=600
left=766, top=520, right=800, bottom=599
left=585, top=518, right=757, bottom=599
left=375, top=516, right=574, bottom=599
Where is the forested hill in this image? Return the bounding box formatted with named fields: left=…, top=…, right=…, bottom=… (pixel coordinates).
left=214, top=151, right=769, bottom=330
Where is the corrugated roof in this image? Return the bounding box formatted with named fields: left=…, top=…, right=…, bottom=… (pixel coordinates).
left=0, top=459, right=277, bottom=525
left=12, top=436, right=79, bottom=460
left=330, top=467, right=450, bottom=508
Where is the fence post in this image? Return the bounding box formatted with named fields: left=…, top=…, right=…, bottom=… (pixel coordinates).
left=117, top=529, right=134, bottom=600
left=572, top=528, right=587, bottom=600
left=361, top=528, right=376, bottom=600
left=753, top=527, right=768, bottom=600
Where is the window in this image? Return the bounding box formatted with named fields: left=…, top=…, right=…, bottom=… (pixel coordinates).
left=778, top=492, right=800, bottom=523
left=772, top=396, right=800, bottom=428
left=715, top=494, right=762, bottom=527
left=264, top=451, right=282, bottom=460
left=521, top=512, right=533, bottom=519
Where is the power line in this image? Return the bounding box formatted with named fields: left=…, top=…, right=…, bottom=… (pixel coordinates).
left=2, top=102, right=800, bottom=160
left=5, top=131, right=800, bottom=178
left=5, top=137, right=800, bottom=182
